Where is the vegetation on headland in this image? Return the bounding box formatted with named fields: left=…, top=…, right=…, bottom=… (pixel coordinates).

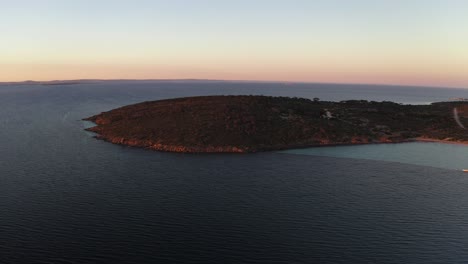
left=84, top=95, right=468, bottom=153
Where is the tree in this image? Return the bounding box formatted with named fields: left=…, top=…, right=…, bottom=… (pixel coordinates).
left=313, top=97, right=320, bottom=102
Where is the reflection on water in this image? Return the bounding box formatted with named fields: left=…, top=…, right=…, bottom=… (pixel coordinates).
left=281, top=142, right=468, bottom=171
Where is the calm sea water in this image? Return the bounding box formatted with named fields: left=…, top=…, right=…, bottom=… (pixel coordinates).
left=1, top=81, right=468, bottom=264
left=282, top=142, right=468, bottom=171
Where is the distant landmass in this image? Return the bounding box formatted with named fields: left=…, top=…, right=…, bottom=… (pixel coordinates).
left=2, top=79, right=468, bottom=90
left=0, top=79, right=277, bottom=86
left=0, top=80, right=89, bottom=86
left=83, top=95, right=468, bottom=153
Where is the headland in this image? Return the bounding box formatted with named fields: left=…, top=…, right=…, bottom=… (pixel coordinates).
left=84, top=95, right=468, bottom=153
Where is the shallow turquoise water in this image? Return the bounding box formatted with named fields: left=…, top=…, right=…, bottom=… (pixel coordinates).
left=82, top=120, right=97, bottom=129
left=281, top=142, right=468, bottom=171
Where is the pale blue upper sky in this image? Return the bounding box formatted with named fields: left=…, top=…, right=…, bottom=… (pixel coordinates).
left=1, top=0, right=467, bottom=87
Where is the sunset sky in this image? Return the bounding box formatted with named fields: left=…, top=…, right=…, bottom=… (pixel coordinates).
left=1, top=0, right=467, bottom=88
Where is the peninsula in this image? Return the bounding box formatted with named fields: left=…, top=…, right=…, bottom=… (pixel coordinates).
left=84, top=95, right=468, bottom=153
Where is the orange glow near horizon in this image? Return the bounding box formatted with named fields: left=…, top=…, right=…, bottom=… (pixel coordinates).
left=1, top=1, right=467, bottom=88
left=2, top=62, right=467, bottom=88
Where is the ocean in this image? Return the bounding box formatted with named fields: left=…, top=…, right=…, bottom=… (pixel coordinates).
left=1, top=81, right=468, bottom=263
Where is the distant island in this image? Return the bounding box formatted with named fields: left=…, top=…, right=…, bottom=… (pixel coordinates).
left=0, top=79, right=265, bottom=86
left=84, top=95, right=468, bottom=153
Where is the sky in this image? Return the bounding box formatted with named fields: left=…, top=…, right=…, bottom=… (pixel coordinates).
left=1, top=0, right=467, bottom=87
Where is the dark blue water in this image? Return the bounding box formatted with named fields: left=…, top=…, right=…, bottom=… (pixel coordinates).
left=1, top=81, right=468, bottom=264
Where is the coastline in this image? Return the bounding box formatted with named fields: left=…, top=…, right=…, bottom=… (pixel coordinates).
left=85, top=132, right=468, bottom=154
left=413, top=137, right=468, bottom=146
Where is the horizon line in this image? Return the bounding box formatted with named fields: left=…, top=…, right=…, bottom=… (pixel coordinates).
left=0, top=78, right=466, bottom=90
